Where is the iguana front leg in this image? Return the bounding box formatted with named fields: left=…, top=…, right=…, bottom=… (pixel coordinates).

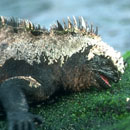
left=0, top=78, right=42, bottom=130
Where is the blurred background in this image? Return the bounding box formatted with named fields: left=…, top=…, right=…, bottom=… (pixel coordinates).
left=0, top=0, right=130, bottom=54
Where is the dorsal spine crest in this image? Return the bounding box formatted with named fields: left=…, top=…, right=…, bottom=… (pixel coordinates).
left=0, top=16, right=45, bottom=32
left=50, top=16, right=99, bottom=36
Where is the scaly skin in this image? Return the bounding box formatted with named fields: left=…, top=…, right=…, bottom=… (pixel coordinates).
left=0, top=16, right=125, bottom=130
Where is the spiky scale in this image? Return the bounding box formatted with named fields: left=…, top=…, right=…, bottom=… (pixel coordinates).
left=32, top=23, right=35, bottom=30
left=57, top=20, right=64, bottom=31
left=90, top=23, right=93, bottom=33
left=73, top=16, right=78, bottom=30
left=78, top=16, right=82, bottom=29
left=95, top=26, right=98, bottom=35
left=25, top=20, right=33, bottom=30
left=62, top=19, right=67, bottom=29
left=0, top=16, right=5, bottom=25
left=29, top=21, right=34, bottom=30
left=67, top=16, right=73, bottom=29
left=81, top=16, right=86, bottom=30
left=73, top=16, right=77, bottom=26
left=23, top=20, right=27, bottom=28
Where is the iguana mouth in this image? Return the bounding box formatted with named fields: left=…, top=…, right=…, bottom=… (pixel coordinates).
left=99, top=74, right=111, bottom=87
left=93, top=68, right=120, bottom=88
left=96, top=72, right=119, bottom=88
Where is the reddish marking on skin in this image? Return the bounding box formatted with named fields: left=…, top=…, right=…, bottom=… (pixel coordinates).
left=100, top=75, right=111, bottom=87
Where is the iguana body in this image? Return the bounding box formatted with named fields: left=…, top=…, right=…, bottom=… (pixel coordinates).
left=0, top=16, right=125, bottom=130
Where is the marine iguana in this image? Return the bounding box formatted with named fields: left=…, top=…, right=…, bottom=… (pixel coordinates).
left=0, top=16, right=125, bottom=130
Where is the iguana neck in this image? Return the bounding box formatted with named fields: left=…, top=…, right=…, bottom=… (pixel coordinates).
left=61, top=63, right=99, bottom=92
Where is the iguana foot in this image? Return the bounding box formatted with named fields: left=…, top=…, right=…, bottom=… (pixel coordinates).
left=7, top=111, right=42, bottom=130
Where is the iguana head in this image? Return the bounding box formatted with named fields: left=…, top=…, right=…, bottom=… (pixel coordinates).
left=85, top=37, right=125, bottom=89
left=87, top=54, right=122, bottom=88
left=62, top=46, right=125, bottom=90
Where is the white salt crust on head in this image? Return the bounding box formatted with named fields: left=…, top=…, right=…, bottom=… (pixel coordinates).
left=87, top=38, right=125, bottom=74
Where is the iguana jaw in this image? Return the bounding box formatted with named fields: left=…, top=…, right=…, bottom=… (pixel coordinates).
left=100, top=75, right=111, bottom=87
left=95, top=70, right=120, bottom=88
left=96, top=74, right=112, bottom=88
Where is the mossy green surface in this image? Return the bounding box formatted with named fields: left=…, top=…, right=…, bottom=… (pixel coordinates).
left=0, top=51, right=130, bottom=130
